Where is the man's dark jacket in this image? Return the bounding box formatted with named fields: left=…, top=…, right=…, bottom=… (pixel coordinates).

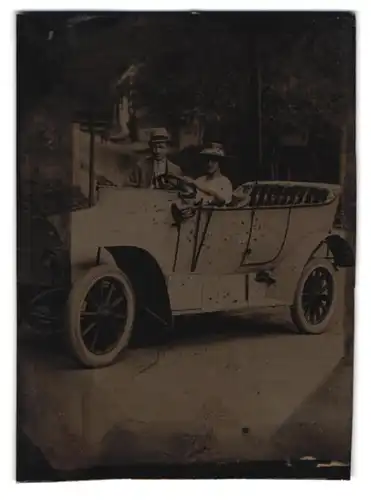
left=127, top=156, right=182, bottom=188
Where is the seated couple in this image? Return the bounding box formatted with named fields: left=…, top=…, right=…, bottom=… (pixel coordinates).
left=128, top=129, right=233, bottom=208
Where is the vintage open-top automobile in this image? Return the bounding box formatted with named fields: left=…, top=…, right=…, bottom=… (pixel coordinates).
left=18, top=173, right=354, bottom=368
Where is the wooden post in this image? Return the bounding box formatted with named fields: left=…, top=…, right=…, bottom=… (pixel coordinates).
left=249, top=31, right=261, bottom=182
left=343, top=23, right=356, bottom=366
left=72, top=122, right=80, bottom=188
left=339, top=124, right=347, bottom=185
left=342, top=115, right=356, bottom=366
left=251, top=32, right=262, bottom=170
left=88, top=117, right=96, bottom=207
left=257, top=44, right=262, bottom=167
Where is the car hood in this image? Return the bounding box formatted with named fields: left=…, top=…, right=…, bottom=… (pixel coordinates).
left=97, top=187, right=179, bottom=214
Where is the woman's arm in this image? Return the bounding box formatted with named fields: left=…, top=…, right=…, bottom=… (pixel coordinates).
left=168, top=175, right=229, bottom=204
left=193, top=181, right=226, bottom=203
left=192, top=179, right=232, bottom=204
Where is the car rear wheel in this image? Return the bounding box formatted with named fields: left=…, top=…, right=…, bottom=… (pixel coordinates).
left=291, top=258, right=337, bottom=335
left=67, top=264, right=136, bottom=368
left=22, top=287, right=68, bottom=334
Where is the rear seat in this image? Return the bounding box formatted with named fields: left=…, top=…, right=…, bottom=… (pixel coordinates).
left=230, top=184, right=329, bottom=208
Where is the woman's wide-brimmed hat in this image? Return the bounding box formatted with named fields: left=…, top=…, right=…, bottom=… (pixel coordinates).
left=149, top=127, right=170, bottom=144
left=200, top=143, right=228, bottom=161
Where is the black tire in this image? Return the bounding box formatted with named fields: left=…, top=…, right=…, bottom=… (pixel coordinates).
left=24, top=288, right=68, bottom=334
left=67, top=264, right=136, bottom=368
left=291, top=258, right=337, bottom=335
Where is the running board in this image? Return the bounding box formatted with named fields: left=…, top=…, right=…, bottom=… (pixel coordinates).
left=168, top=272, right=288, bottom=314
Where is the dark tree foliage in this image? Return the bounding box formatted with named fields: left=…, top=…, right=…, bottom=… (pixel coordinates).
left=260, top=15, right=355, bottom=135
left=18, top=12, right=354, bottom=131
left=17, top=13, right=72, bottom=120
left=17, top=11, right=355, bottom=178
left=135, top=15, right=252, bottom=121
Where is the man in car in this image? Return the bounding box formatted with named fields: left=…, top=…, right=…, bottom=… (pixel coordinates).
left=127, top=128, right=183, bottom=188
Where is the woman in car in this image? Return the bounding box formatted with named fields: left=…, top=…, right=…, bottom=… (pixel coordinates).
left=171, top=143, right=233, bottom=222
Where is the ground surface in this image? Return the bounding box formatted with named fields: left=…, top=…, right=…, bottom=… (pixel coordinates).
left=17, top=269, right=352, bottom=473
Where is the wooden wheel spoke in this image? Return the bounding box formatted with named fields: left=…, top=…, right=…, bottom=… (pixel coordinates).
left=318, top=306, right=325, bottom=319
left=82, top=321, right=97, bottom=337
left=302, top=298, right=311, bottom=308
left=84, top=293, right=100, bottom=310
left=303, top=301, right=314, bottom=313
left=99, top=279, right=106, bottom=301
left=111, top=296, right=124, bottom=309
left=89, top=327, right=100, bottom=352
left=111, top=313, right=127, bottom=320
left=321, top=298, right=330, bottom=307
left=104, top=283, right=115, bottom=306
left=30, top=310, right=53, bottom=319
left=81, top=311, right=99, bottom=317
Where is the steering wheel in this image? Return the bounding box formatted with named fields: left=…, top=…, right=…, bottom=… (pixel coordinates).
left=156, top=174, right=197, bottom=198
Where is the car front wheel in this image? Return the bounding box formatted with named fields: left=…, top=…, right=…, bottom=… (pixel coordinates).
left=290, top=258, right=337, bottom=335
left=67, top=264, right=136, bottom=368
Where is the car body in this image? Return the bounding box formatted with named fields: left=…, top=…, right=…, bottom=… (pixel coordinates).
left=18, top=179, right=355, bottom=368
left=71, top=181, right=351, bottom=308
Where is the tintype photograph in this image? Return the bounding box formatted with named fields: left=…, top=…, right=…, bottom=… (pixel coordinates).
left=17, top=11, right=356, bottom=481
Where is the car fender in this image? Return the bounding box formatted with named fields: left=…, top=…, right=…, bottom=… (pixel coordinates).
left=325, top=233, right=355, bottom=267
left=105, top=246, right=173, bottom=327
